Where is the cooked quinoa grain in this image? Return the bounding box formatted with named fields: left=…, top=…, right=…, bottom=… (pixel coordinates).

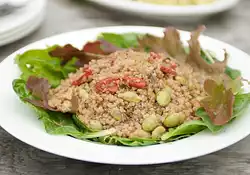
left=48, top=50, right=207, bottom=138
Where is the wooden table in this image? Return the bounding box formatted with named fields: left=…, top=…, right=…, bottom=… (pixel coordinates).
left=1, top=0, right=250, bottom=174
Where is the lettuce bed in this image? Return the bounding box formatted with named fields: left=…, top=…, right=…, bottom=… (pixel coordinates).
left=12, top=31, right=250, bottom=146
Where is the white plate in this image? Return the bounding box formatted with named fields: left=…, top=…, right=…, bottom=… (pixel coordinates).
left=0, top=0, right=46, bottom=46
left=0, top=26, right=250, bottom=165
left=89, top=0, right=240, bottom=22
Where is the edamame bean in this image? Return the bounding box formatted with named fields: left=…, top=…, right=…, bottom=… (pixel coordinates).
left=178, top=112, right=186, bottom=124
left=156, top=87, right=172, bottom=106
left=130, top=129, right=151, bottom=139
left=164, top=86, right=172, bottom=94
left=118, top=91, right=141, bottom=103
left=79, top=89, right=89, bottom=99
left=152, top=126, right=166, bottom=139
left=89, top=120, right=103, bottom=131
left=163, top=113, right=186, bottom=128
left=142, top=115, right=159, bottom=132
left=111, top=108, right=122, bottom=121
left=175, top=76, right=187, bottom=85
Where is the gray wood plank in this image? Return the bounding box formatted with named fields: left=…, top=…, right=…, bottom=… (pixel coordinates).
left=1, top=0, right=250, bottom=174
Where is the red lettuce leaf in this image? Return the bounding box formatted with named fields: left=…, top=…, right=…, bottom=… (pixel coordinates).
left=49, top=41, right=119, bottom=67
left=187, top=26, right=228, bottom=74
left=25, top=76, right=57, bottom=111
left=201, top=79, right=235, bottom=126
left=137, top=27, right=186, bottom=59
left=83, top=40, right=120, bottom=54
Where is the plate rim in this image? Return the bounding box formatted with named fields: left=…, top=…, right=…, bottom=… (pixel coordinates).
left=1, top=25, right=250, bottom=165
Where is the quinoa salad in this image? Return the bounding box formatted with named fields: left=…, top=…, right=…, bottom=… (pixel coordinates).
left=13, top=26, right=250, bottom=146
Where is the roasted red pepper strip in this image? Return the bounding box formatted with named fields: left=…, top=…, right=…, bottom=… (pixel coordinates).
left=170, top=63, right=177, bottom=69
left=148, top=52, right=161, bottom=63
left=123, top=76, right=147, bottom=89
left=95, top=77, right=120, bottom=93
left=72, top=66, right=93, bottom=86
left=160, top=65, right=176, bottom=76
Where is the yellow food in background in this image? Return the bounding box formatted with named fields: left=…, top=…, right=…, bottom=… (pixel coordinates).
left=136, top=0, right=215, bottom=5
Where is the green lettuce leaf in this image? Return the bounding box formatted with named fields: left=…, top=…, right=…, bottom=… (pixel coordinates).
left=12, top=79, right=32, bottom=100
left=200, top=48, right=214, bottom=64
left=166, top=135, right=193, bottom=142
left=61, top=57, right=78, bottom=77
left=161, top=120, right=207, bottom=141
left=225, top=67, right=241, bottom=80
left=15, top=46, right=78, bottom=87
left=99, top=136, right=158, bottom=146
left=233, top=93, right=250, bottom=118
left=195, top=108, right=223, bottom=132
left=36, top=109, right=85, bottom=138
left=116, top=137, right=157, bottom=146
left=33, top=107, right=115, bottom=139
left=72, top=114, right=91, bottom=132
left=98, top=33, right=143, bottom=48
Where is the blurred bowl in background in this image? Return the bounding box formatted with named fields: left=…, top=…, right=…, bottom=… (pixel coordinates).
left=89, top=0, right=240, bottom=23
left=0, top=0, right=47, bottom=47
